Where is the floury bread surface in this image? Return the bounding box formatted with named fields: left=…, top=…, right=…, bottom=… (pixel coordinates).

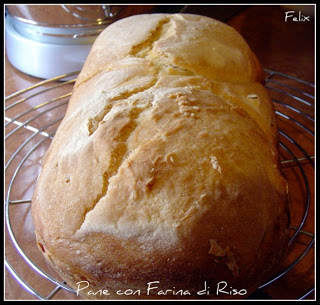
left=32, top=13, right=290, bottom=299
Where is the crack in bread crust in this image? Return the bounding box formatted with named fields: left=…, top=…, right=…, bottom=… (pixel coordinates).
left=75, top=16, right=170, bottom=89
left=78, top=97, right=153, bottom=231
left=129, top=17, right=171, bottom=58
left=129, top=16, right=196, bottom=77
left=87, top=80, right=157, bottom=136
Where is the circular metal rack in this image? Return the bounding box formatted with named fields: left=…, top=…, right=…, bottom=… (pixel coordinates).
left=5, top=69, right=315, bottom=300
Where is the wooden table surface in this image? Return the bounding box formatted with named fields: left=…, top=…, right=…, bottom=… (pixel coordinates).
left=5, top=4, right=315, bottom=300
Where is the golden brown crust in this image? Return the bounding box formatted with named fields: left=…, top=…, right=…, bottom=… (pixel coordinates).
left=32, top=13, right=290, bottom=300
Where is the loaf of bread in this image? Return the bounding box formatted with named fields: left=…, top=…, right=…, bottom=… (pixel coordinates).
left=32, top=13, right=290, bottom=300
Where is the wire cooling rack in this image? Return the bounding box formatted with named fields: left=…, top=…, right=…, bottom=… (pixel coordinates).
left=5, top=69, right=315, bottom=300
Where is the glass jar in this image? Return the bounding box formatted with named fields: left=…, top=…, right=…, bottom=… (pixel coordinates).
left=5, top=5, right=154, bottom=79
